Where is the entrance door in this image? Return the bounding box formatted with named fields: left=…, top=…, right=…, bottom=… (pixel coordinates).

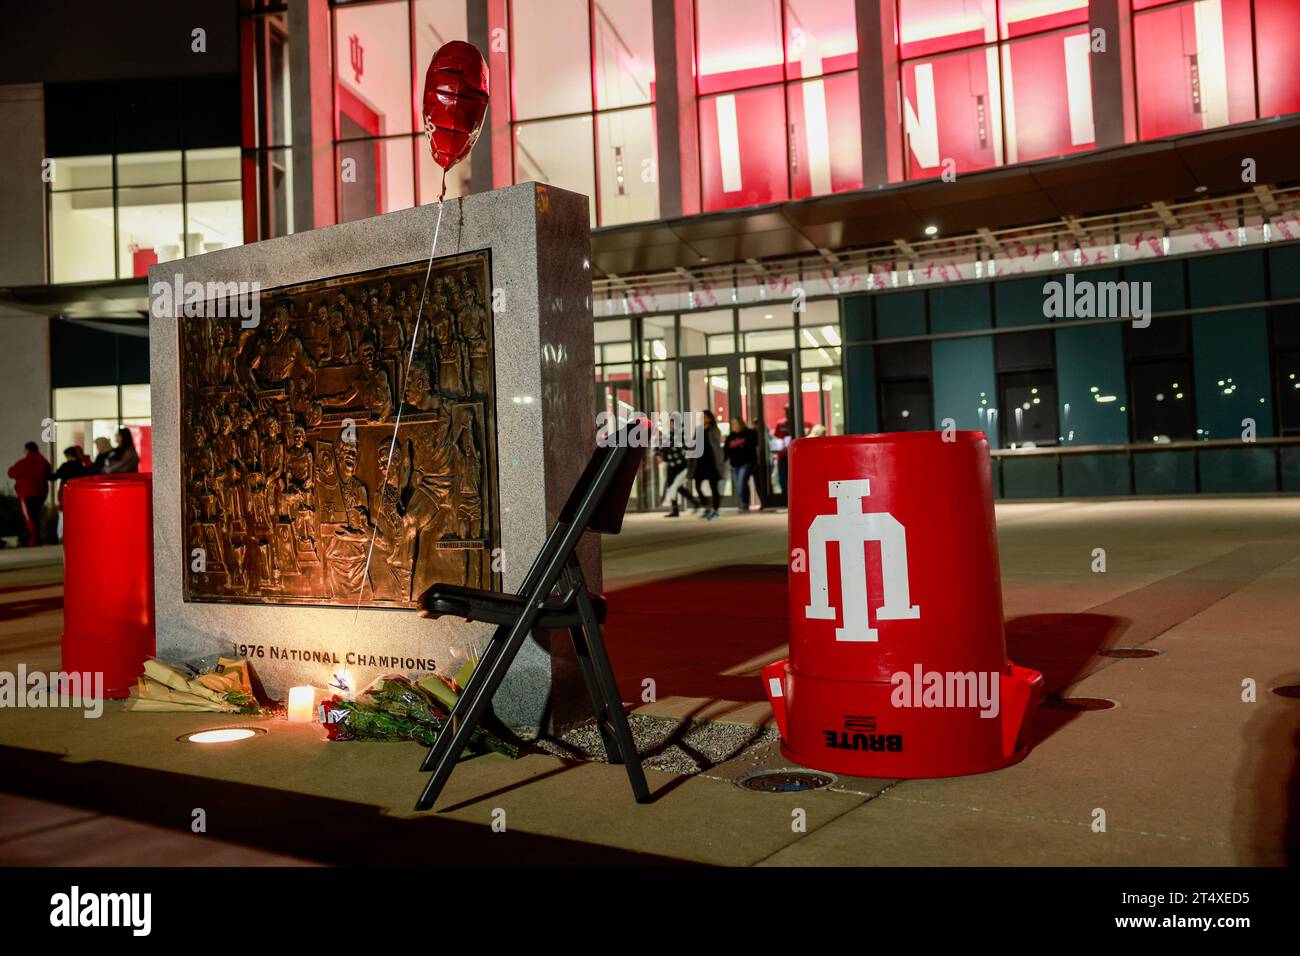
left=681, top=355, right=739, bottom=501
left=682, top=355, right=739, bottom=427
left=595, top=374, right=638, bottom=503
left=742, top=351, right=798, bottom=508
left=595, top=376, right=636, bottom=426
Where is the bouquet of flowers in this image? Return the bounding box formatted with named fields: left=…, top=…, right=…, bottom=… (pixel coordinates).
left=125, top=657, right=265, bottom=714
left=319, top=670, right=519, bottom=759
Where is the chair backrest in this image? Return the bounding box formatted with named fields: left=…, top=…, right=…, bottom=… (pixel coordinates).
left=504, top=420, right=647, bottom=600
left=557, top=420, right=647, bottom=536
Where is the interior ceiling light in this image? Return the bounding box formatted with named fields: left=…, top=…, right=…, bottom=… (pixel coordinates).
left=924, top=224, right=939, bottom=236
left=180, top=727, right=265, bottom=744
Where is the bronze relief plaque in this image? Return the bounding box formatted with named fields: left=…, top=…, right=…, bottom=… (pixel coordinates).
left=178, top=252, right=499, bottom=607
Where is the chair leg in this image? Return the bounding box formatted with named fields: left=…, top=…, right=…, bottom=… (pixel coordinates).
left=569, top=625, right=622, bottom=764
left=419, top=627, right=510, bottom=773
left=415, top=620, right=531, bottom=811
left=573, top=588, right=652, bottom=804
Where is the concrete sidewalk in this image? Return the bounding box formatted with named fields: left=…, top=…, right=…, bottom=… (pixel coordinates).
left=0, top=543, right=61, bottom=572
left=0, top=500, right=1297, bottom=865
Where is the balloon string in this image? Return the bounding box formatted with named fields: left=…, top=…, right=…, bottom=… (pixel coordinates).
left=439, top=167, right=447, bottom=204
left=351, top=197, right=446, bottom=628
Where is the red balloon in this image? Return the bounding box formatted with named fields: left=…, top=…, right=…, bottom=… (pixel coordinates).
left=421, top=40, right=489, bottom=173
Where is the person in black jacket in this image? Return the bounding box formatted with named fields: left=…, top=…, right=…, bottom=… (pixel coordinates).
left=53, top=446, right=93, bottom=542
left=91, top=436, right=113, bottom=474
left=657, top=419, right=697, bottom=517
left=691, top=411, right=726, bottom=521
left=725, top=416, right=760, bottom=513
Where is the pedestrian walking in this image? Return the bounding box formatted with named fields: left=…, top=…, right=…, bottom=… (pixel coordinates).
left=724, top=416, right=760, bottom=512
left=692, top=411, right=726, bottom=521
left=7, top=441, right=53, bottom=546
left=657, top=419, right=697, bottom=517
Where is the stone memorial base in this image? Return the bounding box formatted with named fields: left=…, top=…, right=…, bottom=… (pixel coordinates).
left=148, top=182, right=595, bottom=734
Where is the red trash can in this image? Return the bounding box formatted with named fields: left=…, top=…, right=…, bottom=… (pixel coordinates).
left=763, top=431, right=1042, bottom=778
left=62, top=473, right=156, bottom=698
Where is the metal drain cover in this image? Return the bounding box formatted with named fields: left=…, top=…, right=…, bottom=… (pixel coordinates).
left=736, top=769, right=836, bottom=793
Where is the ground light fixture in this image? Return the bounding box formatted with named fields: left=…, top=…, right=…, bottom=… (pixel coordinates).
left=178, top=727, right=268, bottom=745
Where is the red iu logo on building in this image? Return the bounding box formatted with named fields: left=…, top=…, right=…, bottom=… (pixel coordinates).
left=349, top=34, right=364, bottom=84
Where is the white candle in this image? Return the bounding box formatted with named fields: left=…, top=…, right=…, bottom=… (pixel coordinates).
left=287, top=686, right=315, bottom=723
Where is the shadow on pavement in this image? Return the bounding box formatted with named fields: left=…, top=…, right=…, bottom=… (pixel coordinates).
left=1233, top=672, right=1300, bottom=865
left=0, top=745, right=699, bottom=866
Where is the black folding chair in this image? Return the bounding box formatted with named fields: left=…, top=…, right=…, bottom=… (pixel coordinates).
left=412, top=421, right=651, bottom=811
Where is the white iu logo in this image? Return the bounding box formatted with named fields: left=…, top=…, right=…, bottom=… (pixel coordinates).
left=804, top=478, right=920, bottom=642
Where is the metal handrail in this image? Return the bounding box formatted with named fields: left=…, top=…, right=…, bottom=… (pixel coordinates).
left=991, top=436, right=1300, bottom=457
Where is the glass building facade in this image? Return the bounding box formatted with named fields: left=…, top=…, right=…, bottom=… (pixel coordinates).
left=296, top=0, right=1300, bottom=228
left=694, top=0, right=862, bottom=210
left=595, top=297, right=846, bottom=508
left=842, top=243, right=1300, bottom=497
left=39, top=75, right=243, bottom=458
left=45, top=73, right=245, bottom=284
left=48, top=319, right=154, bottom=473
left=510, top=0, right=660, bottom=226
left=332, top=0, right=474, bottom=219
left=27, top=0, right=1300, bottom=505
left=595, top=240, right=1300, bottom=508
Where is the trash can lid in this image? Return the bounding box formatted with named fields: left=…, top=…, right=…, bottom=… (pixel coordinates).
left=63, top=473, right=153, bottom=499
left=794, top=430, right=988, bottom=445
left=66, top=473, right=152, bottom=488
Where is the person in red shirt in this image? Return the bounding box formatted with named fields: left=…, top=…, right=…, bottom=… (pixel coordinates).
left=8, top=442, right=53, bottom=546
left=772, top=405, right=811, bottom=498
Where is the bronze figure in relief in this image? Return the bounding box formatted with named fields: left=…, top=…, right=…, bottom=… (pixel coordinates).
left=178, top=252, right=498, bottom=607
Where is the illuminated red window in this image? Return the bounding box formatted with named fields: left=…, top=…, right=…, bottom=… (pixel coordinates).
left=999, top=0, right=1088, bottom=38
left=512, top=0, right=592, bottom=120
left=1254, top=0, right=1300, bottom=118
left=696, top=0, right=860, bottom=206
left=1133, top=0, right=1256, bottom=140
left=1002, top=26, right=1095, bottom=163
left=699, top=85, right=790, bottom=211
left=337, top=138, right=415, bottom=223
left=513, top=116, right=596, bottom=220
left=696, top=0, right=785, bottom=95
left=787, top=71, right=862, bottom=197
left=784, top=0, right=858, bottom=79
left=508, top=0, right=658, bottom=226
left=333, top=0, right=417, bottom=222
left=594, top=0, right=656, bottom=109
left=597, top=106, right=659, bottom=224
left=902, top=46, right=1003, bottom=179
left=333, top=1, right=412, bottom=139
left=897, top=0, right=997, bottom=60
